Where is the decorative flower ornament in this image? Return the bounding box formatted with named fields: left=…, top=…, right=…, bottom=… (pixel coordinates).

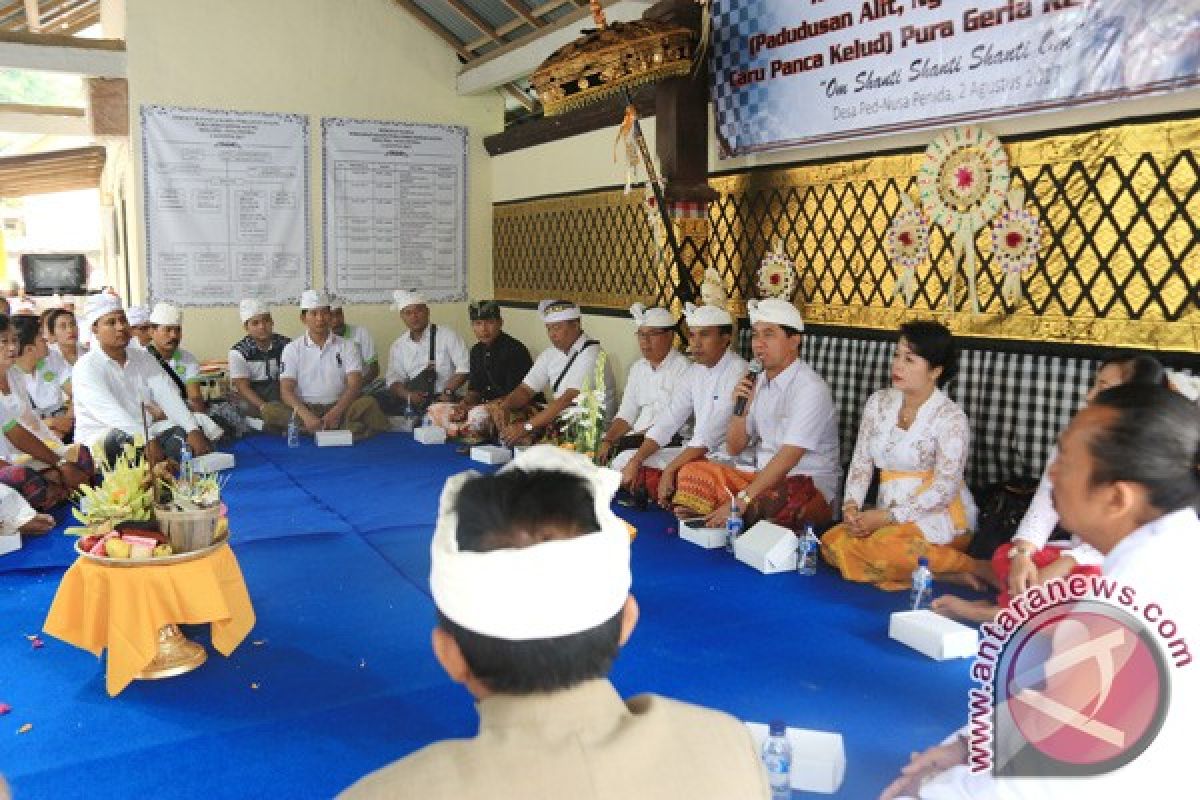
left=917, top=126, right=1010, bottom=313
left=886, top=193, right=930, bottom=307
left=756, top=238, right=798, bottom=301
left=990, top=187, right=1041, bottom=307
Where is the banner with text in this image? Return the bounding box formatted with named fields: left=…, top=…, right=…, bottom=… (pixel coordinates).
left=711, top=0, right=1200, bottom=156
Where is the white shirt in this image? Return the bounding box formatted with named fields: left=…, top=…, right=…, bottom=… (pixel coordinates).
left=522, top=333, right=617, bottom=421
left=155, top=347, right=201, bottom=385
left=384, top=325, right=469, bottom=393
left=0, top=367, right=62, bottom=461
left=1012, top=446, right=1104, bottom=566
left=73, top=346, right=199, bottom=446
left=45, top=343, right=76, bottom=384
left=342, top=324, right=377, bottom=366
left=15, top=358, right=69, bottom=417
left=744, top=358, right=842, bottom=504
left=281, top=332, right=363, bottom=405
left=916, top=508, right=1200, bottom=800
left=614, top=349, right=690, bottom=433
left=646, top=350, right=748, bottom=453
left=843, top=388, right=977, bottom=545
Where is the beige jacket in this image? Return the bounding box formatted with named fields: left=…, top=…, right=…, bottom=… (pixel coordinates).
left=340, top=679, right=770, bottom=800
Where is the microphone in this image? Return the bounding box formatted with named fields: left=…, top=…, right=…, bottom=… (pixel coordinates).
left=733, top=358, right=763, bottom=417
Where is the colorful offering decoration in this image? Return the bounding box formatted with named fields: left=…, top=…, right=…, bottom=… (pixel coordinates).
left=886, top=194, right=930, bottom=307
left=990, top=187, right=1042, bottom=307
left=756, top=238, right=799, bottom=301
left=917, top=125, right=1010, bottom=314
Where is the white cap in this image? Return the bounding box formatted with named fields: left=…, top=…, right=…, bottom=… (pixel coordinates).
left=683, top=302, right=733, bottom=328
left=747, top=297, right=804, bottom=331
left=629, top=303, right=675, bottom=329
left=84, top=293, right=123, bottom=331
left=538, top=299, right=581, bottom=324
left=300, top=290, right=331, bottom=311
left=239, top=299, right=270, bottom=323
left=126, top=305, right=151, bottom=326
left=390, top=289, right=426, bottom=311
left=149, top=302, right=182, bottom=326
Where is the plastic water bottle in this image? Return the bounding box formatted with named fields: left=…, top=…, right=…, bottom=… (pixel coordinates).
left=911, top=557, right=932, bottom=610
left=796, top=522, right=819, bottom=576
left=762, top=719, right=792, bottom=800
left=287, top=411, right=300, bottom=448
left=178, top=441, right=193, bottom=483
left=422, top=411, right=433, bottom=429
left=725, top=498, right=743, bottom=553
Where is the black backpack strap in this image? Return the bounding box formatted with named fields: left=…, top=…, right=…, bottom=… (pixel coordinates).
left=553, top=339, right=599, bottom=394
left=148, top=346, right=188, bottom=400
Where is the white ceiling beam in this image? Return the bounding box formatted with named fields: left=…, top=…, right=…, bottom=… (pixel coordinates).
left=456, top=0, right=653, bottom=95
left=0, top=30, right=125, bottom=77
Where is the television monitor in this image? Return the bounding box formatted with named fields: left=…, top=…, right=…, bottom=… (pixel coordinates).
left=19, top=253, right=87, bottom=296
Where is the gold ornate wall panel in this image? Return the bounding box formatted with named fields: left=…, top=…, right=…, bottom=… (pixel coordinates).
left=494, top=114, right=1200, bottom=350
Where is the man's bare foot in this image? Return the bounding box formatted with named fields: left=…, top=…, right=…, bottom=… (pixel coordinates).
left=931, top=595, right=998, bottom=624
left=19, top=513, right=56, bottom=535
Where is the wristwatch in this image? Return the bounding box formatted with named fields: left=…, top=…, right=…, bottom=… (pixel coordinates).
left=736, top=489, right=753, bottom=507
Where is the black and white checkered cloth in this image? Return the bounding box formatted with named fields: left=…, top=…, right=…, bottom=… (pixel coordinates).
left=735, top=327, right=1198, bottom=490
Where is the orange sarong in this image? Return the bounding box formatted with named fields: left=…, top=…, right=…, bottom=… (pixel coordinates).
left=820, top=468, right=974, bottom=590
left=674, top=460, right=831, bottom=528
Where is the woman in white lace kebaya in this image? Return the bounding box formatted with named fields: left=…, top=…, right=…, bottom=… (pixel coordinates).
left=821, top=322, right=984, bottom=590
left=932, top=352, right=1168, bottom=623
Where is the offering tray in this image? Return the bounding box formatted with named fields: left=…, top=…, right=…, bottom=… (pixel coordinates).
left=73, top=529, right=229, bottom=568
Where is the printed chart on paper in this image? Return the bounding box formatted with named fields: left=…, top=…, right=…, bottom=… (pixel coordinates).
left=323, top=118, right=467, bottom=304
left=140, top=106, right=310, bottom=305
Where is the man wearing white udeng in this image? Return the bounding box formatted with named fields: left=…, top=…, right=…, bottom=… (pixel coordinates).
left=600, top=304, right=690, bottom=469
left=72, top=294, right=213, bottom=463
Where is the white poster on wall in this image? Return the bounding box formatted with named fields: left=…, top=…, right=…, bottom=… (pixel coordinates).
left=141, top=105, right=310, bottom=305
left=322, top=117, right=467, bottom=304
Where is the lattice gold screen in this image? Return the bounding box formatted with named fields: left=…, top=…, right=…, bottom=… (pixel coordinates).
left=494, top=114, right=1200, bottom=350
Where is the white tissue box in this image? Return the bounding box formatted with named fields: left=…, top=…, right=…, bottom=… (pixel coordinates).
left=191, top=452, right=235, bottom=473
left=315, top=430, right=354, bottom=447
left=679, top=518, right=727, bottom=549
left=470, top=445, right=512, bottom=465
left=388, top=416, right=415, bottom=433
left=0, top=532, right=21, bottom=556
left=889, top=610, right=979, bottom=661
left=745, top=722, right=846, bottom=794
left=414, top=425, right=446, bottom=445
left=734, top=520, right=799, bottom=574
left=245, top=417, right=264, bottom=431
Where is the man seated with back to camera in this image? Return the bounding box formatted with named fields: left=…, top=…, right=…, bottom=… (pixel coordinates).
left=339, top=446, right=770, bottom=800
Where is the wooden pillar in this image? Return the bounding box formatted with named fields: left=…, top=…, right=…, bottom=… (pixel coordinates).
left=645, top=0, right=717, bottom=312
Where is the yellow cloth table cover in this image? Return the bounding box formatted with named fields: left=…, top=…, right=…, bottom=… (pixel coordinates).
left=43, top=543, right=255, bottom=696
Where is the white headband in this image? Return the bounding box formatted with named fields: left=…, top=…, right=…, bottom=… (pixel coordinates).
left=538, top=299, right=581, bottom=324
left=391, top=289, right=426, bottom=311
left=84, top=293, right=123, bottom=331
left=149, top=302, right=182, bottom=326
left=239, top=299, right=269, bottom=323
left=430, top=445, right=632, bottom=641
left=629, top=302, right=675, bottom=329
left=300, top=290, right=330, bottom=310
left=126, top=305, right=151, bottom=326
left=683, top=302, right=733, bottom=328
left=748, top=297, right=804, bottom=331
